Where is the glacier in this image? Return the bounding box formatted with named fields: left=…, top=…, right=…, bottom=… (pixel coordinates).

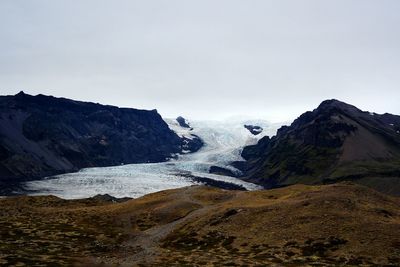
left=24, top=119, right=280, bottom=199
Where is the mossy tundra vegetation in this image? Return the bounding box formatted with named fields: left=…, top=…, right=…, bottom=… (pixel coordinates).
left=1, top=183, right=400, bottom=266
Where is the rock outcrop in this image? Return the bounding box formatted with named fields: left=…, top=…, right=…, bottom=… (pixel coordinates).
left=244, top=124, right=263, bottom=135
left=176, top=116, right=191, bottom=128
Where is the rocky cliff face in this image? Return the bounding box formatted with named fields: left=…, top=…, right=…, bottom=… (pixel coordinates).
left=240, top=99, right=400, bottom=195
left=0, top=92, right=186, bottom=185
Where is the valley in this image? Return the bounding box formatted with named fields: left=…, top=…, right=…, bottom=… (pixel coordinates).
left=22, top=119, right=275, bottom=199
left=1, top=94, right=400, bottom=267
left=2, top=2, right=400, bottom=265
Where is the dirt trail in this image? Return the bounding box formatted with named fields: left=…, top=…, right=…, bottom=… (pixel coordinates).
left=111, top=187, right=234, bottom=266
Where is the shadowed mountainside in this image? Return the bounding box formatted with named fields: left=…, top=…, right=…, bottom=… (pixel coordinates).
left=0, top=92, right=199, bottom=186
left=240, top=99, right=400, bottom=195
left=0, top=183, right=399, bottom=266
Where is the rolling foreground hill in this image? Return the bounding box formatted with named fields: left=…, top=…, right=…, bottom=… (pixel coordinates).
left=0, top=92, right=201, bottom=189
left=241, top=99, right=400, bottom=196
left=1, top=183, right=399, bottom=266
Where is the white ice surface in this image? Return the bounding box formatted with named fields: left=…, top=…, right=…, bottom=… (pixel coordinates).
left=24, top=119, right=281, bottom=199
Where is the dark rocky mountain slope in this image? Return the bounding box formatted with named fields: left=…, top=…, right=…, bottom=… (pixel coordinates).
left=241, top=99, right=400, bottom=195
left=0, top=92, right=194, bottom=185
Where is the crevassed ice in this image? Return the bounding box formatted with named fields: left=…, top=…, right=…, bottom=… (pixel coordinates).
left=24, top=119, right=280, bottom=199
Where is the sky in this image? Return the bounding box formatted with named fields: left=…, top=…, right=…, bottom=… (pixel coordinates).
left=1, top=0, right=400, bottom=122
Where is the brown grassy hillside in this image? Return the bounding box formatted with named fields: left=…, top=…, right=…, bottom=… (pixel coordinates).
left=1, top=183, right=400, bottom=266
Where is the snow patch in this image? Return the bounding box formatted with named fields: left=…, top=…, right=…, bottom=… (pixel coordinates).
left=165, top=118, right=195, bottom=140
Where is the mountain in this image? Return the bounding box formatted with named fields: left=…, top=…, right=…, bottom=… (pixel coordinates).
left=0, top=92, right=200, bottom=186
left=1, top=183, right=399, bottom=266
left=240, top=99, right=400, bottom=195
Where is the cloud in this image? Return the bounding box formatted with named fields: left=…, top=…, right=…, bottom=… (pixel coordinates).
left=1, top=0, right=400, bottom=121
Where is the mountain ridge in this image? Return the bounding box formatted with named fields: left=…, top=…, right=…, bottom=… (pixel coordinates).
left=240, top=99, right=400, bottom=195
left=0, top=92, right=201, bottom=188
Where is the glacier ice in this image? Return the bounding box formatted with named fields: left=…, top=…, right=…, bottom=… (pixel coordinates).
left=24, top=119, right=280, bottom=199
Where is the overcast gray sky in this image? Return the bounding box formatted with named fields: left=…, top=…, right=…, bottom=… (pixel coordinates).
left=1, top=0, right=400, bottom=122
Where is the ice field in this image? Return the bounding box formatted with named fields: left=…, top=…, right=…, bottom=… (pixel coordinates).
left=24, top=119, right=280, bottom=199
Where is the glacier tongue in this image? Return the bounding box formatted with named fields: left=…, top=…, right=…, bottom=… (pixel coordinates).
left=24, top=119, right=280, bottom=199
